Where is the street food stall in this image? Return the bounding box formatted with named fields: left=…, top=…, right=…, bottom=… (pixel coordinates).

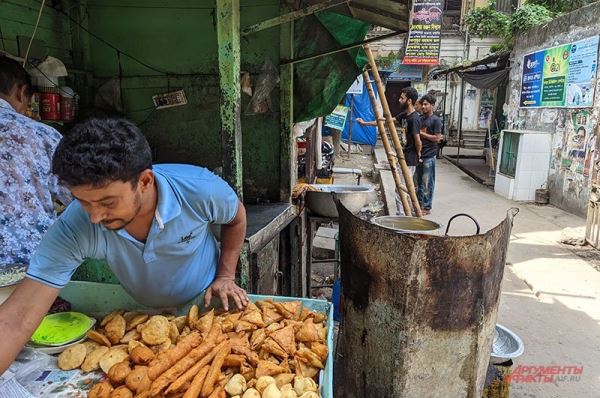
left=0, top=0, right=414, bottom=396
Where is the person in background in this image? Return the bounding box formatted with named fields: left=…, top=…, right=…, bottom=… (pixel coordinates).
left=0, top=56, right=70, bottom=267
left=357, top=87, right=422, bottom=215
left=415, top=98, right=423, bottom=115
left=415, top=94, right=443, bottom=215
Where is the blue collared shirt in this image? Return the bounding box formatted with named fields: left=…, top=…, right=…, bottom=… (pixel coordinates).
left=0, top=98, right=70, bottom=266
left=26, top=164, right=239, bottom=307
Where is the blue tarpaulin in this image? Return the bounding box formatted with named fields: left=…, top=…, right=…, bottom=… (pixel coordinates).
left=341, top=74, right=378, bottom=145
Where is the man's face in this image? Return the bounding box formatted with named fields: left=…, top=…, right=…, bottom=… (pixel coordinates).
left=70, top=176, right=147, bottom=230
left=399, top=93, right=408, bottom=112
left=422, top=100, right=434, bottom=116
left=4, top=84, right=31, bottom=115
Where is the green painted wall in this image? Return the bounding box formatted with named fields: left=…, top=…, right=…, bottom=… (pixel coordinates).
left=0, top=0, right=73, bottom=66
left=86, top=0, right=282, bottom=201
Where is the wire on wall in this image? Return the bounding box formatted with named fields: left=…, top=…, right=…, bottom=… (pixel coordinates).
left=23, top=0, right=47, bottom=66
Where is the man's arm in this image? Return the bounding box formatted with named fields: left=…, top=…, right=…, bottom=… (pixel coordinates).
left=204, top=200, right=248, bottom=311
left=415, top=133, right=423, bottom=159
left=356, top=117, right=393, bottom=126
left=420, top=130, right=442, bottom=143
left=0, top=279, right=59, bottom=375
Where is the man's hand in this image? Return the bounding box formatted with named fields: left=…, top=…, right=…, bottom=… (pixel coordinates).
left=356, top=117, right=366, bottom=125
left=204, top=276, right=249, bottom=311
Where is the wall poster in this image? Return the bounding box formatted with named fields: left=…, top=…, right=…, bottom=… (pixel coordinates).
left=402, top=0, right=443, bottom=65
left=519, top=35, right=599, bottom=108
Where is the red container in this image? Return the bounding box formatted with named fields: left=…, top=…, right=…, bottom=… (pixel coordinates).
left=60, top=87, right=76, bottom=122
left=40, top=92, right=60, bottom=121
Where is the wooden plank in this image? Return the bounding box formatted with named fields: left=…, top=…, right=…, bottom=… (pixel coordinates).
left=279, top=4, right=294, bottom=203
left=216, top=0, right=243, bottom=198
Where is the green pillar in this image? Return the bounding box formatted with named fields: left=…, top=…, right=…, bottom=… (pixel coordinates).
left=279, top=6, right=294, bottom=203
left=216, top=0, right=243, bottom=198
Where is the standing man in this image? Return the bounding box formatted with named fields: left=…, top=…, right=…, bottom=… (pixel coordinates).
left=357, top=87, right=422, bottom=215
left=416, top=94, right=443, bottom=215
left=0, top=118, right=249, bottom=374
left=0, top=56, right=70, bottom=266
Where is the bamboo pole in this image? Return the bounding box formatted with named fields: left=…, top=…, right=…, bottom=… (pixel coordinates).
left=362, top=70, right=412, bottom=215
left=364, top=45, right=422, bottom=217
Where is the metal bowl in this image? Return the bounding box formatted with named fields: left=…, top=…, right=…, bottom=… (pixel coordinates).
left=491, top=323, right=525, bottom=364
left=305, top=184, right=376, bottom=218
left=372, top=216, right=443, bottom=235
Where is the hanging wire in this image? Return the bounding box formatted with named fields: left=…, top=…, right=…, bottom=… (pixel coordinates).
left=23, top=0, right=47, bottom=66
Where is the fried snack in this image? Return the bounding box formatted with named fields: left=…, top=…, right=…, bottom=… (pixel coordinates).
left=309, top=312, right=326, bottom=324
left=128, top=340, right=145, bottom=354
left=240, top=361, right=254, bottom=382
left=231, top=346, right=259, bottom=367
left=223, top=354, right=245, bottom=368
left=126, top=314, right=149, bottom=331
left=120, top=329, right=141, bottom=344
left=149, top=339, right=217, bottom=396
left=131, top=346, right=155, bottom=365
left=195, top=309, right=214, bottom=334
left=242, top=389, right=260, bottom=398
left=223, top=374, right=246, bottom=396
left=293, top=376, right=317, bottom=396
left=88, top=330, right=112, bottom=347
left=274, top=373, right=295, bottom=389
left=207, top=386, right=226, bottom=398
left=57, top=344, right=87, bottom=370
left=99, top=348, right=129, bottom=374
left=239, top=310, right=264, bottom=328
left=295, top=319, right=319, bottom=343
left=234, top=321, right=257, bottom=333
left=199, top=343, right=231, bottom=397
left=87, top=380, right=113, bottom=398
left=249, top=329, right=266, bottom=351
left=125, top=366, right=148, bottom=392
left=179, top=364, right=209, bottom=398
left=169, top=322, right=180, bottom=343
left=165, top=340, right=228, bottom=395
left=122, top=311, right=139, bottom=324
left=295, top=348, right=323, bottom=369
left=81, top=346, right=110, bottom=373
left=111, top=385, right=134, bottom=398
left=82, top=340, right=101, bottom=354
left=141, top=315, right=171, bottom=346
left=262, top=338, right=287, bottom=359
left=112, top=344, right=130, bottom=353
left=295, top=358, right=319, bottom=379
left=152, top=339, right=173, bottom=354
left=308, top=342, right=328, bottom=363
left=147, top=331, right=202, bottom=380
left=270, top=325, right=296, bottom=355
left=262, top=383, right=282, bottom=398
left=134, top=392, right=150, bottom=398
left=100, top=310, right=124, bottom=327
left=188, top=304, right=200, bottom=327
left=255, top=360, right=287, bottom=378
left=255, top=376, right=276, bottom=394
left=108, top=361, right=132, bottom=385
left=172, top=316, right=187, bottom=332
left=105, top=314, right=127, bottom=344
left=136, top=374, right=153, bottom=395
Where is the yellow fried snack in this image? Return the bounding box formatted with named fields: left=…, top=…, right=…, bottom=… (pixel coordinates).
left=126, top=313, right=149, bottom=331
left=100, top=310, right=124, bottom=327
left=57, top=343, right=87, bottom=370
left=188, top=304, right=200, bottom=327
left=87, top=330, right=112, bottom=347
left=105, top=314, right=127, bottom=344
left=200, top=343, right=231, bottom=398
left=295, top=319, right=319, bottom=343
left=99, top=348, right=129, bottom=374
left=255, top=360, right=287, bottom=378
left=141, top=315, right=170, bottom=345
left=87, top=380, right=113, bottom=398
left=120, top=329, right=141, bottom=344
left=195, top=308, right=215, bottom=334
left=270, top=325, right=296, bottom=355
left=169, top=322, right=180, bottom=343
left=81, top=346, right=110, bottom=373
left=172, top=316, right=187, bottom=332
left=82, top=340, right=101, bottom=354
left=127, top=340, right=145, bottom=354
left=108, top=360, right=132, bottom=385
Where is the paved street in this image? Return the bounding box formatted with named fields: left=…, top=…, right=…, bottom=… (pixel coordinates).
left=429, top=159, right=600, bottom=398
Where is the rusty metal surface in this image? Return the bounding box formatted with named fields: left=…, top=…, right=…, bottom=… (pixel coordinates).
left=338, top=204, right=516, bottom=398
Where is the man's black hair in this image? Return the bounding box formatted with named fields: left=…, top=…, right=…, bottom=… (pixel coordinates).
left=421, top=94, right=437, bottom=105
left=52, top=118, right=153, bottom=187
left=401, top=87, right=419, bottom=105
left=0, top=56, right=33, bottom=97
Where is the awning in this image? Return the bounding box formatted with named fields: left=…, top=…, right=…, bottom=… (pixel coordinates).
left=461, top=68, right=508, bottom=89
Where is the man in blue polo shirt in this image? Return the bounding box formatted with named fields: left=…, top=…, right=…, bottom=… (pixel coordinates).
left=0, top=118, right=248, bottom=374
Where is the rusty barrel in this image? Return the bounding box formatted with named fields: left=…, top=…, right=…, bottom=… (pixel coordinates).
left=338, top=204, right=517, bottom=398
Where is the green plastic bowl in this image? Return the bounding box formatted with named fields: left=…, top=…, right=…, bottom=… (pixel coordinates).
left=31, top=312, right=95, bottom=346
